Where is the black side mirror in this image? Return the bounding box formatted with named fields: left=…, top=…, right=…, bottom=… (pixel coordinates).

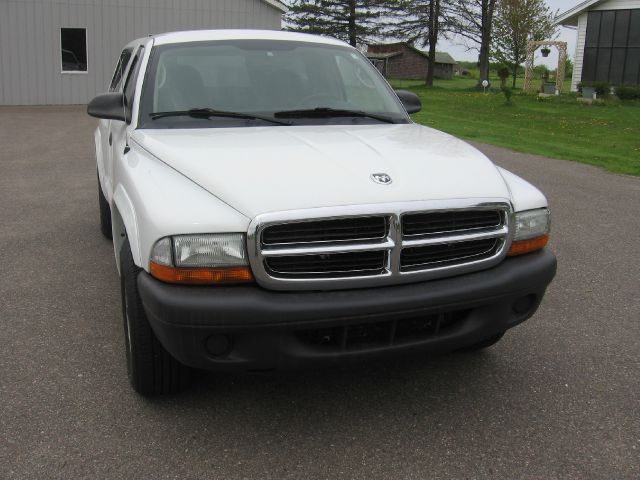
left=395, top=90, right=422, bottom=114
left=87, top=92, right=127, bottom=121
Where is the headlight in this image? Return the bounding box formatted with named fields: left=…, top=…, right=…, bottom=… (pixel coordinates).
left=172, top=234, right=249, bottom=267
left=508, top=208, right=551, bottom=256
left=149, top=234, right=253, bottom=285
left=513, top=208, right=550, bottom=240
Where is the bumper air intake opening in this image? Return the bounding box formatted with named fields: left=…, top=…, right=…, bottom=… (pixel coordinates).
left=296, top=309, right=472, bottom=352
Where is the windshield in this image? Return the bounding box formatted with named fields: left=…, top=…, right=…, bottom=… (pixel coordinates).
left=138, top=40, right=409, bottom=128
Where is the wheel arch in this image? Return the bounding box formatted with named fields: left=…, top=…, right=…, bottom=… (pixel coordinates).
left=112, top=186, right=142, bottom=274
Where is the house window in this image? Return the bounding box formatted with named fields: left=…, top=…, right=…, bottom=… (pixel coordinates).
left=61, top=28, right=88, bottom=73
left=582, top=9, right=640, bottom=86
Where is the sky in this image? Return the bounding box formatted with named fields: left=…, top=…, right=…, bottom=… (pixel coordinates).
left=440, top=0, right=581, bottom=67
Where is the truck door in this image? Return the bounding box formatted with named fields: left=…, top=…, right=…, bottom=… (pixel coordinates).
left=99, top=48, right=133, bottom=198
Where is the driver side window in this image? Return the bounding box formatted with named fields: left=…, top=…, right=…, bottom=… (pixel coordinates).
left=124, top=47, right=145, bottom=104
left=109, top=49, right=133, bottom=92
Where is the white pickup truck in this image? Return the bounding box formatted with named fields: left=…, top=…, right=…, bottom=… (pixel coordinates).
left=88, top=30, right=556, bottom=396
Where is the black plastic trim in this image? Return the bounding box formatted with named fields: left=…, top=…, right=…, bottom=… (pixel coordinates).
left=137, top=250, right=556, bottom=371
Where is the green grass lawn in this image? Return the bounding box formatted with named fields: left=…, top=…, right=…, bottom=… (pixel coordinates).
left=390, top=77, right=640, bottom=176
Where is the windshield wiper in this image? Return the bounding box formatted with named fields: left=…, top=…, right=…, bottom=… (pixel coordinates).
left=274, top=107, right=397, bottom=124
left=150, top=108, right=291, bottom=126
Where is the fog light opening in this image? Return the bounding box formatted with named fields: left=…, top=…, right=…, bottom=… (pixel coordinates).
left=205, top=334, right=232, bottom=357
left=512, top=294, right=537, bottom=315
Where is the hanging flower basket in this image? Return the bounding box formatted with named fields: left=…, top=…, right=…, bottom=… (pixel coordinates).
left=541, top=47, right=551, bottom=58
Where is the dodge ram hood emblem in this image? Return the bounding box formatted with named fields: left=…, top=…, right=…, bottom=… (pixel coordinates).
left=371, top=173, right=392, bottom=185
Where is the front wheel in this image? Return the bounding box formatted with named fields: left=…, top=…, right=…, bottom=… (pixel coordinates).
left=120, top=243, right=191, bottom=396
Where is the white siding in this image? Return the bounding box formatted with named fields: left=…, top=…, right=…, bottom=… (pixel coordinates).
left=0, top=0, right=283, bottom=105
left=572, top=13, right=589, bottom=91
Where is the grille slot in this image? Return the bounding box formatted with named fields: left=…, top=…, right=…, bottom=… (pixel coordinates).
left=265, top=250, right=387, bottom=278
left=296, top=310, right=470, bottom=351
left=401, top=238, right=498, bottom=271
left=262, top=216, right=387, bottom=245
left=403, top=210, right=502, bottom=237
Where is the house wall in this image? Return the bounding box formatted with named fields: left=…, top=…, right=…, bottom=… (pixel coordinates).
left=593, top=0, right=640, bottom=10
left=434, top=64, right=453, bottom=80
left=572, top=13, right=589, bottom=90
left=0, top=0, right=283, bottom=105
left=368, top=44, right=455, bottom=80
left=369, top=45, right=428, bottom=79
left=386, top=49, right=428, bottom=79
left=572, top=0, right=640, bottom=90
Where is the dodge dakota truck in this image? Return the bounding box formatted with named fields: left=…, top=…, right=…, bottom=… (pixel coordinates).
left=88, top=30, right=557, bottom=396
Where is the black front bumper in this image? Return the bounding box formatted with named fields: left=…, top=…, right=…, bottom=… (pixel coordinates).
left=138, top=249, right=556, bottom=371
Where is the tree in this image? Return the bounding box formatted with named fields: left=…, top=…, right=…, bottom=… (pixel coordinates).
left=285, top=0, right=389, bottom=47
left=386, top=0, right=453, bottom=87
left=492, top=0, right=557, bottom=88
left=449, top=0, right=497, bottom=87
left=564, top=55, right=574, bottom=79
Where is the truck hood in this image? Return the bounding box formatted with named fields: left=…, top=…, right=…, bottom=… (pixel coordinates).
left=131, top=124, right=511, bottom=218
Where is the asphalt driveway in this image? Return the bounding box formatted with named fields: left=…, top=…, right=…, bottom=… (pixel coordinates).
left=1, top=106, right=639, bottom=479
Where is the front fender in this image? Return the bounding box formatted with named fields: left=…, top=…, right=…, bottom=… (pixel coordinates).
left=94, top=127, right=106, bottom=192
left=112, top=186, right=140, bottom=270
left=497, top=167, right=548, bottom=212
left=111, top=139, right=251, bottom=272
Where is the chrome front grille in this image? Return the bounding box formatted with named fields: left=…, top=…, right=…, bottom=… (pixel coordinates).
left=247, top=200, right=512, bottom=291
left=400, top=238, right=500, bottom=271
left=402, top=210, right=502, bottom=237
left=265, top=250, right=388, bottom=278
left=262, top=216, right=387, bottom=245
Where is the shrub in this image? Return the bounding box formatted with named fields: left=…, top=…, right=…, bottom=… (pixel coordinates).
left=534, top=64, right=549, bottom=79
left=497, top=67, right=510, bottom=80
left=615, top=85, right=640, bottom=100
left=501, top=86, right=513, bottom=105
left=564, top=56, right=574, bottom=80
left=497, top=67, right=510, bottom=88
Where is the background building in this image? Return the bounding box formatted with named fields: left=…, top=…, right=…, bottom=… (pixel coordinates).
left=556, top=0, right=640, bottom=91
left=0, top=0, right=287, bottom=105
left=366, top=43, right=458, bottom=80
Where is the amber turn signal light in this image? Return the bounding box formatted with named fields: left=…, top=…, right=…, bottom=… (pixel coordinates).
left=150, top=261, right=254, bottom=285
left=507, top=234, right=549, bottom=257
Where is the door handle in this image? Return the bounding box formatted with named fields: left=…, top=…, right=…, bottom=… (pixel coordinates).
left=108, top=133, right=113, bottom=146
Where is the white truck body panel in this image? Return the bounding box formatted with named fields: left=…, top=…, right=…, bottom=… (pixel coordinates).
left=131, top=124, right=517, bottom=218
left=94, top=29, right=548, bottom=272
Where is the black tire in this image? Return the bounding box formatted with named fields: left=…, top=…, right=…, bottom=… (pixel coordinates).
left=98, top=175, right=113, bottom=240
left=459, top=332, right=505, bottom=352
left=120, top=243, right=191, bottom=396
